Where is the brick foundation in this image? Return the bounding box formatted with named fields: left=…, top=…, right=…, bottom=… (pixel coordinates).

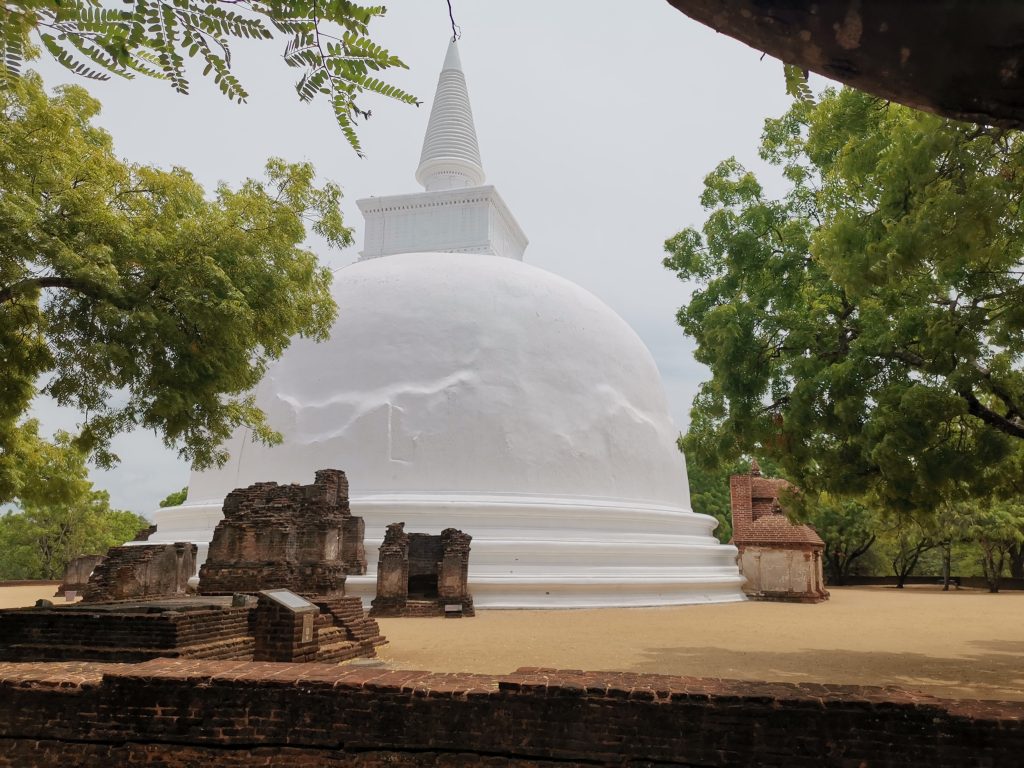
left=0, top=660, right=1017, bottom=767
left=0, top=594, right=383, bottom=664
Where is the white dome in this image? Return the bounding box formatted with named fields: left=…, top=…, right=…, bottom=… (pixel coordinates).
left=193, top=253, right=687, bottom=506
left=152, top=252, right=744, bottom=607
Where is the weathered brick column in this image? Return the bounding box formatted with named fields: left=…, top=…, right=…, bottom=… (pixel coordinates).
left=252, top=590, right=320, bottom=662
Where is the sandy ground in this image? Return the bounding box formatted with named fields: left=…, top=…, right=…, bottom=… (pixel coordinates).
left=375, top=587, right=1024, bottom=702
left=2, top=584, right=1021, bottom=701
left=0, top=584, right=68, bottom=609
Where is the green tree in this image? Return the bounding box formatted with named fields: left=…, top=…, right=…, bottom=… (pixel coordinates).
left=664, top=87, right=1024, bottom=515
left=685, top=457, right=733, bottom=543
left=0, top=73, right=347, bottom=503
left=0, top=1, right=417, bottom=153
left=965, top=500, right=1024, bottom=593
left=793, top=494, right=879, bottom=586
left=0, top=492, right=146, bottom=580
left=159, top=487, right=188, bottom=508
left=0, top=427, right=147, bottom=579
left=683, top=439, right=784, bottom=543
left=879, top=513, right=938, bottom=588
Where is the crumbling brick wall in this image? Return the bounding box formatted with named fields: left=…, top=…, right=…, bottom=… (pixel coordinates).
left=81, top=543, right=196, bottom=603
left=56, top=554, right=106, bottom=597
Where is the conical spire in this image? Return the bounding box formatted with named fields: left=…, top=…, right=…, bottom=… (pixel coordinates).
left=750, top=458, right=762, bottom=477
left=415, top=40, right=485, bottom=191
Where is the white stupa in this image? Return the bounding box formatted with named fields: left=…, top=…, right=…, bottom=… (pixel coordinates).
left=148, top=40, right=745, bottom=608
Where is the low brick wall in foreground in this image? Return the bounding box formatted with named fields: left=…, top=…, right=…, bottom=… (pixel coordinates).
left=0, top=660, right=1019, bottom=767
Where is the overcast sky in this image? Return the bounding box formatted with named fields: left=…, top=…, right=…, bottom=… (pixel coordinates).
left=28, top=1, right=797, bottom=515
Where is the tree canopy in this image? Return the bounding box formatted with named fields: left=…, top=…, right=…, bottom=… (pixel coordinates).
left=0, top=423, right=148, bottom=579
left=665, top=87, right=1024, bottom=515
left=0, top=1, right=418, bottom=154
left=0, top=72, right=346, bottom=503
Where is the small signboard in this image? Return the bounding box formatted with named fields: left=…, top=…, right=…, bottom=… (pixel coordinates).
left=258, top=589, right=317, bottom=613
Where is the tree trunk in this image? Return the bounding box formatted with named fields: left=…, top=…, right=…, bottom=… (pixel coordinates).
left=1010, top=542, right=1024, bottom=580
left=824, top=552, right=845, bottom=586
left=942, top=543, right=951, bottom=591
left=981, top=543, right=1005, bottom=593
left=666, top=0, right=1024, bottom=128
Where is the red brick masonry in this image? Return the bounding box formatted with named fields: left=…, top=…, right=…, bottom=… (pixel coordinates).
left=0, top=661, right=1019, bottom=767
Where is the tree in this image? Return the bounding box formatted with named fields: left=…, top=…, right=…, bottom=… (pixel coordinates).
left=965, top=501, right=1024, bottom=593
left=685, top=457, right=733, bottom=543
left=0, top=73, right=347, bottom=503
left=792, top=494, right=878, bottom=586
left=159, top=487, right=188, bottom=508
left=0, top=1, right=417, bottom=153
left=666, top=1, right=1024, bottom=128
left=0, top=427, right=148, bottom=580
left=683, top=438, right=785, bottom=543
left=664, top=87, right=1024, bottom=516
left=0, top=491, right=146, bottom=580
left=880, top=513, right=938, bottom=588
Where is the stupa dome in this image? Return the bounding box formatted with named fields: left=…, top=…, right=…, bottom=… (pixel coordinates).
left=147, top=40, right=744, bottom=607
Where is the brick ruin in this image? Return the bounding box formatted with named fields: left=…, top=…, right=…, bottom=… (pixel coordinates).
left=729, top=460, right=829, bottom=603
left=55, top=523, right=163, bottom=598
left=55, top=554, right=106, bottom=598
left=0, top=470, right=384, bottom=663
left=199, top=468, right=366, bottom=596
left=370, top=522, right=474, bottom=617
left=81, top=543, right=197, bottom=603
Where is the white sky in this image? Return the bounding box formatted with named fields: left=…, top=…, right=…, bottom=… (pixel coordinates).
left=28, top=0, right=796, bottom=515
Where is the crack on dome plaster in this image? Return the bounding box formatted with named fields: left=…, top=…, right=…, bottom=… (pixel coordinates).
left=271, top=369, right=480, bottom=445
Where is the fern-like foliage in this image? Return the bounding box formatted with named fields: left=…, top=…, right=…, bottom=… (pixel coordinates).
left=783, top=63, right=815, bottom=107
left=0, top=1, right=419, bottom=154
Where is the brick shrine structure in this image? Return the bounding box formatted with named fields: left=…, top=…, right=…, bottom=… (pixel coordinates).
left=729, top=460, right=828, bottom=602
left=81, top=542, right=197, bottom=603
left=198, top=468, right=366, bottom=596
left=0, top=470, right=385, bottom=663
left=370, top=522, right=474, bottom=617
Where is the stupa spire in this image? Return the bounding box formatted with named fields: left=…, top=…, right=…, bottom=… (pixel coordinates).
left=415, top=39, right=485, bottom=190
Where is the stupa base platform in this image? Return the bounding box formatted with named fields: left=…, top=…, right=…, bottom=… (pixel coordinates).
left=148, top=493, right=746, bottom=609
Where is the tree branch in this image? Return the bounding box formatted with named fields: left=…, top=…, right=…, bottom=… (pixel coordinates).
left=0, top=276, right=94, bottom=305
left=960, top=388, right=1024, bottom=439
left=0, top=276, right=133, bottom=310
